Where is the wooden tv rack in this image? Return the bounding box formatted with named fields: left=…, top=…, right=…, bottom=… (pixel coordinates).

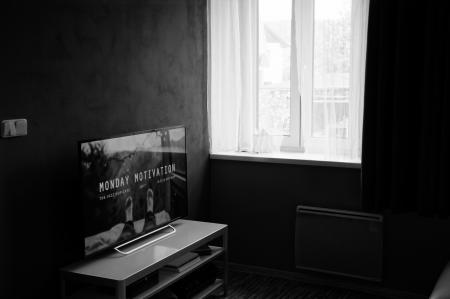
left=60, top=219, right=228, bottom=299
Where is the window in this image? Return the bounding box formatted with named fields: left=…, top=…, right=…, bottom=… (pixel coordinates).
left=258, top=0, right=292, bottom=136
left=312, top=0, right=351, bottom=140
left=209, top=0, right=369, bottom=162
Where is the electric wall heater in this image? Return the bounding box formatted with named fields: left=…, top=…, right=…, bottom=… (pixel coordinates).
left=295, top=205, right=383, bottom=281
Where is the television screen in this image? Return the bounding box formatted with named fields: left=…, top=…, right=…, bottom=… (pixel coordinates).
left=80, top=126, right=187, bottom=256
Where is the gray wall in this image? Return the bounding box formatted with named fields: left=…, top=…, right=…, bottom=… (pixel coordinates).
left=0, top=1, right=208, bottom=297
left=210, top=160, right=450, bottom=296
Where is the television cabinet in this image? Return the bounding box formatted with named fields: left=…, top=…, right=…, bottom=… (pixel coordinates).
left=60, top=219, right=228, bottom=299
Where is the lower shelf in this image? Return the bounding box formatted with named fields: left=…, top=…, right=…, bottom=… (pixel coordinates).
left=132, top=246, right=224, bottom=299
left=192, top=279, right=223, bottom=299
left=68, top=278, right=223, bottom=299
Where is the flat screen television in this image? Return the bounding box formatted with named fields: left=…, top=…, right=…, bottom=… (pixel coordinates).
left=79, top=126, right=187, bottom=256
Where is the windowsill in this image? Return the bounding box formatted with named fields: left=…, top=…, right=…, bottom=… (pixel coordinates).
left=210, top=151, right=361, bottom=169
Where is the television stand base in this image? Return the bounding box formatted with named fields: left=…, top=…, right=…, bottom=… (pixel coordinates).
left=114, top=224, right=176, bottom=255
left=61, top=220, right=228, bottom=299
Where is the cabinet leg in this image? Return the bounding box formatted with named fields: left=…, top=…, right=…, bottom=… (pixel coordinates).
left=116, top=282, right=126, bottom=299
left=60, top=276, right=66, bottom=299
left=223, top=230, right=228, bottom=297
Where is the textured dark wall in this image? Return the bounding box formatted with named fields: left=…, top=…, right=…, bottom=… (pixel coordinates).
left=0, top=0, right=207, bottom=297
left=210, top=160, right=450, bottom=295
left=210, top=160, right=362, bottom=271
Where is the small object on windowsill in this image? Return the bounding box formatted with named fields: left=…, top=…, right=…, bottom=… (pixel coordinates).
left=254, top=129, right=274, bottom=153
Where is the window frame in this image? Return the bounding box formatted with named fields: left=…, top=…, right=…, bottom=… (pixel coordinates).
left=256, top=0, right=301, bottom=152
left=306, top=0, right=354, bottom=156
left=256, top=0, right=355, bottom=156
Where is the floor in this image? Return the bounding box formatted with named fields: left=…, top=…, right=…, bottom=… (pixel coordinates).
left=221, top=271, right=388, bottom=299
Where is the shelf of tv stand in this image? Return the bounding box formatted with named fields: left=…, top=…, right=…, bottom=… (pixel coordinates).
left=191, top=279, right=224, bottom=299
left=133, top=246, right=224, bottom=299
left=60, top=219, right=228, bottom=299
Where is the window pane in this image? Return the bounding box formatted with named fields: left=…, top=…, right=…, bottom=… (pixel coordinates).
left=258, top=0, right=291, bottom=135
left=312, top=0, right=351, bottom=138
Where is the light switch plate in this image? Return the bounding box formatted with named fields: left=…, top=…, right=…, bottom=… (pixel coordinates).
left=1, top=119, right=28, bottom=138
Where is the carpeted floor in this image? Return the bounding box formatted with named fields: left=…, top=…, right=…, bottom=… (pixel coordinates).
left=222, top=271, right=387, bottom=299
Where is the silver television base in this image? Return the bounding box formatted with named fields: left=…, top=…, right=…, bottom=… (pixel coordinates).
left=114, top=224, right=176, bottom=255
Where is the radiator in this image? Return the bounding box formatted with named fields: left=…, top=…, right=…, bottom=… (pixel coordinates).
left=295, top=205, right=383, bottom=281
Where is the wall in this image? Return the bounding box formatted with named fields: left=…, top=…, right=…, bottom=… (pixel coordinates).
left=0, top=0, right=207, bottom=297
left=210, top=159, right=450, bottom=296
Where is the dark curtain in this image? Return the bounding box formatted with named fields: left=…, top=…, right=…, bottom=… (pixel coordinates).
left=362, top=0, right=450, bottom=216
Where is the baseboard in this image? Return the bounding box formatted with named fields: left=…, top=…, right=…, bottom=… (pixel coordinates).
left=224, top=262, right=427, bottom=299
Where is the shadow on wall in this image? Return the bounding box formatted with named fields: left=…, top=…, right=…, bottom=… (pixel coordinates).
left=1, top=1, right=209, bottom=298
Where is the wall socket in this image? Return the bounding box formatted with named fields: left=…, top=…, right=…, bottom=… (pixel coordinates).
left=1, top=119, right=28, bottom=138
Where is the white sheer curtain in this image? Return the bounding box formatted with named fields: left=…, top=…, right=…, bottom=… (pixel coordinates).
left=210, top=0, right=369, bottom=162
left=209, top=0, right=258, bottom=153
left=349, top=0, right=370, bottom=160
left=292, top=0, right=369, bottom=161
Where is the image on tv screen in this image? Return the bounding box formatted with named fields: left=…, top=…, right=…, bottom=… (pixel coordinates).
left=80, top=126, right=187, bottom=256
